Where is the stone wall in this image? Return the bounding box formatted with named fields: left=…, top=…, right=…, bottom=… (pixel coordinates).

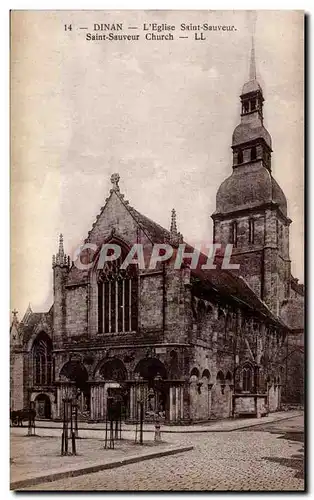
left=10, top=351, right=24, bottom=410
left=66, top=286, right=88, bottom=337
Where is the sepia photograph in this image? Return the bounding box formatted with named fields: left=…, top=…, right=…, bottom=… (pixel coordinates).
left=10, top=9, right=304, bottom=492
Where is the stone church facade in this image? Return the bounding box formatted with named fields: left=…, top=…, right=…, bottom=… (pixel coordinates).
left=10, top=45, right=304, bottom=423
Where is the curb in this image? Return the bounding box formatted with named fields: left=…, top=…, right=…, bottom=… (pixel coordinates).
left=12, top=412, right=303, bottom=435
left=11, top=445, right=193, bottom=490
left=232, top=413, right=304, bottom=432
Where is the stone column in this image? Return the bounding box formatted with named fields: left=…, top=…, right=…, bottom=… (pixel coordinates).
left=175, top=387, right=179, bottom=421
left=180, top=386, right=184, bottom=420
left=130, top=386, right=134, bottom=419
left=57, top=386, right=62, bottom=419
left=90, top=386, right=95, bottom=420
left=101, top=386, right=105, bottom=419
left=169, top=387, right=173, bottom=422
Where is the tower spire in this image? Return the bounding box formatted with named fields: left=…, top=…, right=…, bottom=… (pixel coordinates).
left=249, top=11, right=257, bottom=81
left=249, top=34, right=256, bottom=81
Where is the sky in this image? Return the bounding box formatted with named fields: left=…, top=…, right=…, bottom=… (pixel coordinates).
left=10, top=10, right=304, bottom=316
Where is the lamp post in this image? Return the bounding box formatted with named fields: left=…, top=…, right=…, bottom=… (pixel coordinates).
left=153, top=374, right=162, bottom=442
left=61, top=384, right=76, bottom=456
left=134, top=373, right=144, bottom=444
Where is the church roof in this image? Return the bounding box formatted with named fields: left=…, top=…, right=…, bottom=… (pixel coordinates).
left=232, top=123, right=272, bottom=149
left=215, top=163, right=288, bottom=217
left=182, top=248, right=287, bottom=327
left=241, top=79, right=262, bottom=95
left=18, top=309, right=53, bottom=346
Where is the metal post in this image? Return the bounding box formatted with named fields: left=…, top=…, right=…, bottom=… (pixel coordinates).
left=139, top=401, right=143, bottom=445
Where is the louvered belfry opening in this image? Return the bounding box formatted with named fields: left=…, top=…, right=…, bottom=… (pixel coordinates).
left=97, top=242, right=138, bottom=334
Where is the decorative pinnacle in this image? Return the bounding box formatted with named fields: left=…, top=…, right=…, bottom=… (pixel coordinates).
left=170, top=208, right=178, bottom=235
left=249, top=11, right=257, bottom=81
left=58, top=233, right=64, bottom=257
left=110, top=173, right=120, bottom=192
left=53, top=233, right=70, bottom=269
left=11, top=309, right=18, bottom=324
left=170, top=208, right=182, bottom=246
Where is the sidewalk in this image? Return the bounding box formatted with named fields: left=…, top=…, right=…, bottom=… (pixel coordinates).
left=12, top=410, right=303, bottom=438
left=10, top=433, right=193, bottom=490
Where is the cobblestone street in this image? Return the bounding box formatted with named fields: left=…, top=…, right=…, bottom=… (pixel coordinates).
left=24, top=414, right=304, bottom=491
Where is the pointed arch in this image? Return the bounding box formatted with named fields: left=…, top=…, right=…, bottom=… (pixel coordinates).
left=242, top=363, right=253, bottom=392
left=59, top=360, right=88, bottom=388
left=202, top=369, right=211, bottom=381
left=96, top=237, right=138, bottom=334
left=32, top=332, right=53, bottom=386
left=134, top=358, right=167, bottom=380
left=216, top=370, right=225, bottom=384
left=190, top=367, right=200, bottom=379
left=97, top=358, right=127, bottom=382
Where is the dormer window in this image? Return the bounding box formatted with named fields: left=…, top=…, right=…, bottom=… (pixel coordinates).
left=249, top=218, right=255, bottom=244
left=250, top=99, right=256, bottom=111
left=242, top=101, right=249, bottom=114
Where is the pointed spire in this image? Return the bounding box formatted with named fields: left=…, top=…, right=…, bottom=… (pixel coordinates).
left=249, top=11, right=257, bottom=81
left=241, top=11, right=261, bottom=96
left=22, top=303, right=32, bottom=324
left=249, top=34, right=256, bottom=81
left=53, top=234, right=70, bottom=269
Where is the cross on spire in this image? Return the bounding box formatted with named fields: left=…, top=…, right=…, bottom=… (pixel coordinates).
left=110, top=173, right=120, bottom=192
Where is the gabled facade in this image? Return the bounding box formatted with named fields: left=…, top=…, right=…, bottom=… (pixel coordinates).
left=10, top=172, right=289, bottom=422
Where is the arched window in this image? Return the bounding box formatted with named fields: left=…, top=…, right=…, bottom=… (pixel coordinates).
left=97, top=242, right=138, bottom=334
left=242, top=364, right=253, bottom=392
left=32, top=333, right=52, bottom=386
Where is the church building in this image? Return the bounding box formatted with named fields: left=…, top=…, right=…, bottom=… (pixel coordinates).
left=10, top=39, right=304, bottom=423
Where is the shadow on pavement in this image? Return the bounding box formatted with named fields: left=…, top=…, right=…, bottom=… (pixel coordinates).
left=263, top=431, right=304, bottom=481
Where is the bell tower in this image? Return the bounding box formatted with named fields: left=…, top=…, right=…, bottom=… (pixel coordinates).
left=212, top=21, right=292, bottom=316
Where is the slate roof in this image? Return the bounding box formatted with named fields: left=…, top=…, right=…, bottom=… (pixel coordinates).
left=18, top=308, right=53, bottom=346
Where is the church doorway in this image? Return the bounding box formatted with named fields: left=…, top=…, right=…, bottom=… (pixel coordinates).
left=131, top=358, right=168, bottom=421
left=59, top=360, right=90, bottom=419
left=35, top=393, right=51, bottom=419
